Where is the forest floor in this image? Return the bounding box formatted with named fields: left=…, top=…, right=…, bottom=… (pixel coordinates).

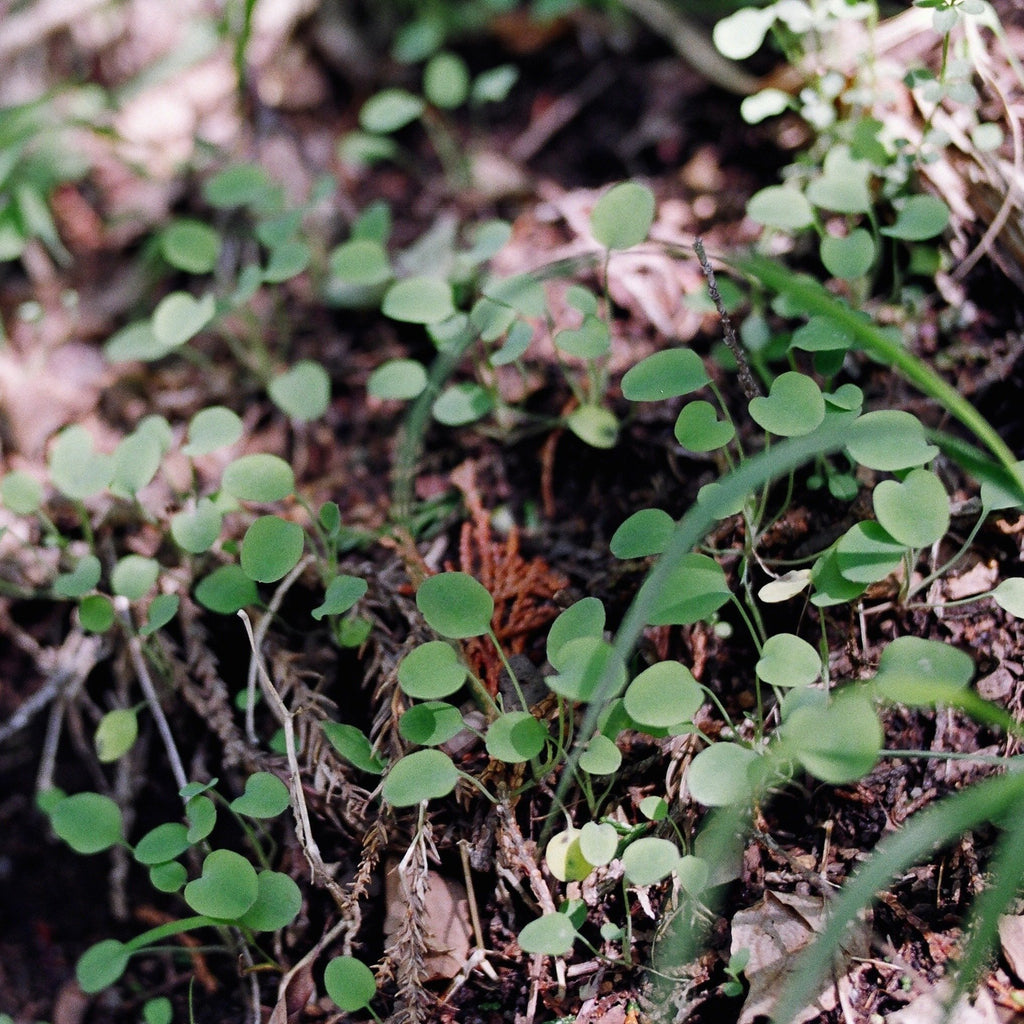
left=2, top=3, right=1024, bottom=1024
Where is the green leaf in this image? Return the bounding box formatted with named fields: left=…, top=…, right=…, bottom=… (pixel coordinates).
left=554, top=316, right=610, bottom=359
left=111, top=431, right=162, bottom=497
left=54, top=554, right=102, bottom=598
left=687, top=744, right=759, bottom=807
left=80, top=595, right=114, bottom=633
left=49, top=425, right=113, bottom=499
left=398, top=640, right=468, bottom=699
left=368, top=358, right=428, bottom=400
left=640, top=795, right=669, bottom=821
left=50, top=792, right=123, bottom=854
left=417, top=572, right=494, bottom=638
left=95, top=708, right=139, bottom=763
left=432, top=382, right=494, bottom=425
left=590, top=182, right=656, bottom=250
left=782, top=691, right=881, bottom=784
left=240, top=516, right=304, bottom=583
left=546, top=637, right=626, bottom=702
left=981, top=459, right=1024, bottom=511
left=545, top=828, right=594, bottom=882
left=171, top=498, right=223, bottom=554
left=748, top=372, right=825, bottom=437
left=183, top=406, right=243, bottom=456
left=624, top=661, right=702, bottom=728
left=110, top=555, right=159, bottom=600
left=263, top=240, right=310, bottom=283
left=820, top=229, right=875, bottom=279
left=880, top=194, right=949, bottom=241
left=330, top=238, right=392, bottom=286
left=712, top=7, right=775, bottom=60
left=230, top=772, right=290, bottom=818
left=161, top=219, right=220, bottom=274
left=993, top=578, right=1024, bottom=618
left=143, top=997, right=173, bottom=1024
left=1, top=470, right=43, bottom=513
left=324, top=956, right=377, bottom=1012
left=222, top=454, right=294, bottom=502
left=578, top=733, right=622, bottom=775
left=184, top=849, right=259, bottom=920
left=644, top=553, right=731, bottom=626
left=133, top=822, right=190, bottom=866
left=579, top=821, right=619, bottom=866
left=746, top=186, right=815, bottom=231
left=204, top=163, right=275, bottom=208
left=382, top=276, right=456, bottom=324
left=424, top=52, right=470, bottom=108
left=312, top=574, right=367, bottom=620
left=399, top=701, right=465, bottom=746
left=195, top=564, right=258, bottom=613
left=805, top=146, right=872, bottom=215
left=485, top=711, right=547, bottom=763
left=269, top=360, right=331, bottom=422
left=674, top=400, right=735, bottom=452
left=835, top=521, right=905, bottom=583
left=185, top=794, right=217, bottom=844
left=359, top=89, right=424, bottom=133
left=567, top=405, right=618, bottom=449
left=547, top=597, right=605, bottom=669
left=873, top=469, right=949, bottom=548
left=140, top=593, right=179, bottom=636
left=104, top=321, right=170, bottom=362
left=846, top=410, right=938, bottom=471
left=790, top=316, right=855, bottom=353
left=321, top=722, right=385, bottom=774
left=76, top=939, right=130, bottom=994
left=483, top=273, right=546, bottom=317
left=622, top=837, right=679, bottom=886
left=872, top=636, right=974, bottom=703
left=150, top=860, right=187, bottom=893
left=518, top=913, right=578, bottom=955
left=471, top=63, right=519, bottom=104
left=151, top=291, right=215, bottom=350
left=238, top=870, right=302, bottom=931
left=755, top=633, right=821, bottom=689
left=610, top=508, right=675, bottom=559
left=382, top=749, right=458, bottom=806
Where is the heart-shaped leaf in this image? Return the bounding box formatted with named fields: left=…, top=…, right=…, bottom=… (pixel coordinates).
left=184, top=849, right=258, bottom=920
left=269, top=360, right=331, bottom=422
left=485, top=711, right=548, bottom=763
left=781, top=691, right=881, bottom=784
left=644, top=553, right=731, bottom=626
left=222, top=454, right=294, bottom=502
left=578, top=733, right=622, bottom=775
left=820, top=228, right=875, bottom=279
left=590, top=182, right=655, bottom=250
left=382, top=749, right=458, bottom=806
left=554, top=315, right=610, bottom=359
left=49, top=425, right=113, bottom=499
left=194, top=564, right=258, bottom=613
left=230, top=772, right=290, bottom=819
left=110, top=555, right=159, bottom=600
left=687, top=744, right=759, bottom=807
left=835, top=521, right=906, bottom=583
left=546, top=637, right=626, bottom=702
left=54, top=554, right=102, bottom=598
left=398, top=640, right=468, bottom=699
left=805, top=146, right=872, bottom=215
left=579, top=821, right=618, bottom=866
left=872, top=468, right=950, bottom=548
left=624, top=661, right=702, bottom=728
left=880, top=194, right=949, bottom=241
left=755, top=633, right=821, bottom=688
left=748, top=372, right=825, bottom=437
left=1, top=470, right=43, bottom=514
left=674, top=400, right=735, bottom=451
left=152, top=291, right=215, bottom=350
left=746, top=185, right=814, bottom=231
left=621, top=837, right=679, bottom=886
left=171, top=498, right=223, bottom=554
left=846, top=410, right=938, bottom=470
left=610, top=508, right=674, bottom=559
left=517, top=913, right=578, bottom=955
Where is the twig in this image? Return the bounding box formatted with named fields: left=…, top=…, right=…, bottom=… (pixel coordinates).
left=694, top=238, right=760, bottom=401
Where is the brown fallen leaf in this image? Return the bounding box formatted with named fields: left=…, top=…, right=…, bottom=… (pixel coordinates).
left=886, top=982, right=1004, bottom=1024
left=999, top=916, right=1024, bottom=983
left=730, top=889, right=871, bottom=1024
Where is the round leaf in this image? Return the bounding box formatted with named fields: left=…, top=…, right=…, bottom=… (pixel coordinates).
left=324, top=956, right=377, bottom=1012
left=993, top=577, right=1024, bottom=618
left=369, top=359, right=427, bottom=400
left=184, top=849, right=259, bottom=920
left=424, top=52, right=470, bottom=108
left=230, top=772, right=290, bottom=818
left=161, top=219, right=220, bottom=274
left=151, top=291, right=215, bottom=350
left=674, top=400, right=735, bottom=451
left=399, top=702, right=465, bottom=746
left=54, top=554, right=102, bottom=598
left=578, top=733, right=622, bottom=775
left=432, top=382, right=493, bottom=426
left=111, top=432, right=162, bottom=497
left=133, top=822, right=190, bottom=866
left=518, top=913, right=577, bottom=956
left=545, top=828, right=594, bottom=882
left=980, top=460, right=1024, bottom=511
left=186, top=794, right=217, bottom=844
left=579, top=821, right=619, bottom=866
left=610, top=508, right=675, bottom=559
left=150, top=860, right=188, bottom=893
left=486, top=711, right=548, bottom=763
left=269, top=361, right=331, bottom=422
left=805, top=147, right=872, bottom=215
left=77, top=939, right=129, bottom=994
left=110, top=555, right=159, bottom=600
left=846, top=411, right=938, bottom=470
left=95, top=708, right=139, bottom=763
left=835, top=521, right=905, bottom=583
left=621, top=837, right=679, bottom=886
left=417, top=572, right=494, bottom=638
left=755, top=633, right=821, bottom=689
left=873, top=469, right=950, bottom=548
left=195, top=564, right=258, bottom=613
left=79, top=595, right=114, bottom=633
left=566, top=405, right=618, bottom=449
left=644, top=553, right=731, bottom=626
left=222, top=454, right=294, bottom=502
left=359, top=89, right=424, bottom=133
left=546, top=637, right=626, bottom=702
left=748, top=372, right=825, bottom=437
left=330, top=238, right=392, bottom=286
left=687, top=743, right=759, bottom=807
left=140, top=593, right=179, bottom=636
left=383, top=749, right=458, bottom=806
left=398, top=640, right=468, bottom=699
left=782, top=692, right=881, bottom=784
left=820, top=229, right=875, bottom=279
left=547, top=597, right=605, bottom=669
left=1, top=470, right=43, bottom=514
left=872, top=635, right=974, bottom=704
left=590, top=182, right=656, bottom=250
left=240, top=516, right=304, bottom=583
left=171, top=498, right=222, bottom=553
left=49, top=425, right=113, bottom=499
left=624, top=661, right=703, bottom=728
left=621, top=347, right=710, bottom=401
left=51, top=792, right=123, bottom=854
left=382, top=276, right=455, bottom=324
left=238, top=870, right=302, bottom=931
left=747, top=186, right=814, bottom=231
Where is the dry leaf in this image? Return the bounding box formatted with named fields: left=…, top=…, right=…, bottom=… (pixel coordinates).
left=885, top=982, right=1003, bottom=1024
left=730, top=890, right=871, bottom=1024
left=999, top=915, right=1024, bottom=983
